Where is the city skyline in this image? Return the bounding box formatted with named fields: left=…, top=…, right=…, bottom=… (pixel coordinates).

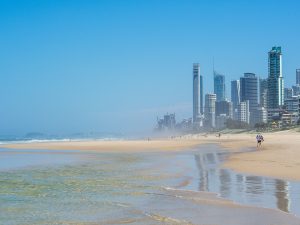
left=1, top=0, right=300, bottom=134
left=189, top=45, right=300, bottom=131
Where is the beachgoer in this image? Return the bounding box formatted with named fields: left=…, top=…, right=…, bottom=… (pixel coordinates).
left=256, top=134, right=262, bottom=148
left=260, top=134, right=264, bottom=144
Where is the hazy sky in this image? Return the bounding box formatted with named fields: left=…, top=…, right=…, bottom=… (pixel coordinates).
left=0, top=0, right=300, bottom=135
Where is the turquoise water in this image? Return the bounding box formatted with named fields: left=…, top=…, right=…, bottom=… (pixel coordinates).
left=0, top=150, right=181, bottom=224
left=1, top=145, right=300, bottom=224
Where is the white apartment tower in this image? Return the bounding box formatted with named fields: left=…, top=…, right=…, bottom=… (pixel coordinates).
left=204, top=93, right=217, bottom=128
left=193, top=63, right=203, bottom=128
left=238, top=100, right=250, bottom=124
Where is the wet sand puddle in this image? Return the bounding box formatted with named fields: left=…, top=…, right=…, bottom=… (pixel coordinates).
left=0, top=145, right=300, bottom=224
left=173, top=144, right=300, bottom=217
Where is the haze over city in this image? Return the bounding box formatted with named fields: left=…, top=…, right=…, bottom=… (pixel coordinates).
left=1, top=0, right=300, bottom=135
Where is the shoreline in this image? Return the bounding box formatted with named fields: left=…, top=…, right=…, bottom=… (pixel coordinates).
left=1, top=130, right=300, bottom=180
left=0, top=139, right=207, bottom=153
left=2, top=143, right=300, bottom=224
left=219, top=130, right=300, bottom=181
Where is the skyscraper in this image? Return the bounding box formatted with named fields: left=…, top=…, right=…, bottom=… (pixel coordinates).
left=296, top=69, right=300, bottom=86
left=216, top=100, right=233, bottom=118
left=259, top=78, right=268, bottom=108
left=240, top=73, right=258, bottom=124
left=267, top=46, right=284, bottom=109
left=200, top=74, right=203, bottom=114
left=214, top=71, right=225, bottom=101
left=284, top=88, right=293, bottom=100
left=238, top=101, right=250, bottom=124
left=253, top=107, right=267, bottom=124
left=231, top=80, right=240, bottom=112
left=193, top=63, right=203, bottom=127
left=204, top=93, right=216, bottom=128
left=292, top=85, right=300, bottom=96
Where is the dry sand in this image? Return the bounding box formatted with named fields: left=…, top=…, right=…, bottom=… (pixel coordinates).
left=2, top=130, right=300, bottom=180
left=220, top=130, right=300, bottom=181
left=182, top=131, right=300, bottom=181
left=1, top=139, right=206, bottom=152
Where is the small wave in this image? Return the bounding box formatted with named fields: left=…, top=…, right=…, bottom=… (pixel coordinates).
left=0, top=139, right=71, bottom=145
left=162, top=186, right=202, bottom=194
left=144, top=212, right=194, bottom=224
left=23, top=139, right=72, bottom=143
left=0, top=137, right=125, bottom=145
left=161, top=186, right=232, bottom=204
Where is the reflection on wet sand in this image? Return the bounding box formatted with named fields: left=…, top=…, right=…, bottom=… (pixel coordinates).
left=1, top=146, right=299, bottom=224
left=276, top=179, right=290, bottom=212
left=193, top=147, right=294, bottom=215
left=194, top=154, right=208, bottom=191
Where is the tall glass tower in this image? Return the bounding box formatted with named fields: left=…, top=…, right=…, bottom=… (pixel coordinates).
left=214, top=71, right=225, bottom=101
left=193, top=63, right=203, bottom=126
left=231, top=80, right=240, bottom=111
left=200, top=74, right=203, bottom=114
left=240, top=73, right=258, bottom=112
left=240, top=73, right=258, bottom=124
left=204, top=93, right=216, bottom=128
left=296, top=69, right=300, bottom=86
left=267, top=46, right=284, bottom=109
left=259, top=78, right=268, bottom=108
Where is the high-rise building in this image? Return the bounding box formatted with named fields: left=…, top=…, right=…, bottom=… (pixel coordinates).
left=259, top=78, right=268, bottom=108
left=216, top=114, right=228, bottom=130
left=193, top=63, right=203, bottom=127
left=292, top=85, right=300, bottom=96
left=216, top=100, right=233, bottom=118
left=253, top=107, right=267, bottom=124
left=296, top=69, right=300, bottom=86
left=240, top=73, right=258, bottom=124
left=294, top=69, right=300, bottom=97
left=284, top=88, right=293, bottom=100
left=200, top=74, right=203, bottom=114
left=204, top=93, right=216, bottom=128
left=214, top=71, right=226, bottom=101
left=231, top=80, right=240, bottom=111
left=267, top=46, right=284, bottom=109
left=156, top=113, right=176, bottom=130
left=284, top=96, right=300, bottom=116
left=237, top=101, right=250, bottom=124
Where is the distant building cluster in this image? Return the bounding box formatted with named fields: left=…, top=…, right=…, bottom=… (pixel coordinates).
left=156, top=46, right=300, bottom=132
left=192, top=46, right=300, bottom=130
left=156, top=113, right=176, bottom=131
left=155, top=113, right=193, bottom=132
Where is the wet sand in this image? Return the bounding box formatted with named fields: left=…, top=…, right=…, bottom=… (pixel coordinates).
left=2, top=130, right=300, bottom=180
left=1, top=139, right=205, bottom=152
left=152, top=188, right=300, bottom=225
left=1, top=146, right=300, bottom=224
left=219, top=130, right=300, bottom=181
left=2, top=137, right=300, bottom=224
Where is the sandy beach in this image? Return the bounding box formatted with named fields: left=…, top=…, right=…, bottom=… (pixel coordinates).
left=219, top=130, right=300, bottom=181
left=1, top=139, right=205, bottom=152
left=188, top=130, right=300, bottom=181
left=2, top=131, right=300, bottom=224
left=2, top=130, right=300, bottom=181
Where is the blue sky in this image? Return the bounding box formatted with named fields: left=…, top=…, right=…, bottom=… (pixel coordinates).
left=0, top=0, right=300, bottom=135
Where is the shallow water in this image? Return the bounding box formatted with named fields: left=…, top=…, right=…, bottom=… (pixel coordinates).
left=0, top=145, right=300, bottom=224
left=174, top=145, right=300, bottom=217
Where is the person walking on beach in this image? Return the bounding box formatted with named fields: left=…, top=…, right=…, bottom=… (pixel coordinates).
left=260, top=134, right=264, bottom=146
left=256, top=134, right=264, bottom=148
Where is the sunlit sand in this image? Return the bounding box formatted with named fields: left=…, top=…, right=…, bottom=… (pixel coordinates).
left=3, top=130, right=300, bottom=180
